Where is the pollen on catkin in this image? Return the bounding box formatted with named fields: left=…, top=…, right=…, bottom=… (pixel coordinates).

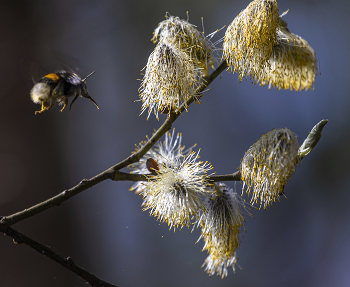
left=141, top=150, right=213, bottom=230
left=197, top=183, right=247, bottom=278
left=129, top=129, right=194, bottom=194
left=152, top=13, right=217, bottom=76
left=139, top=41, right=200, bottom=119
left=240, top=128, right=300, bottom=209
left=257, top=25, right=317, bottom=91
left=223, top=0, right=280, bottom=82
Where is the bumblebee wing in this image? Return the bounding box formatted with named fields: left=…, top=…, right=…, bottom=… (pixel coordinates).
left=63, top=73, right=82, bottom=86
left=49, top=47, right=88, bottom=77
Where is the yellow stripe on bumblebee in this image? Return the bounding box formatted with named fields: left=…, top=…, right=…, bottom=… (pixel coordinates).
left=44, top=73, right=60, bottom=82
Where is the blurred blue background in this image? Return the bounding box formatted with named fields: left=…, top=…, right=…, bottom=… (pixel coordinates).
left=0, top=0, right=349, bottom=286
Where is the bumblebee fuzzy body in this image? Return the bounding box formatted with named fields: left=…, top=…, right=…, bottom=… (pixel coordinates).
left=30, top=71, right=98, bottom=114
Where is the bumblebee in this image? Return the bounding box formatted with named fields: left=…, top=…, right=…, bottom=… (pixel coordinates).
left=30, top=71, right=98, bottom=114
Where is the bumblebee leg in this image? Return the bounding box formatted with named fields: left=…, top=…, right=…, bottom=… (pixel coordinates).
left=50, top=80, right=65, bottom=109
left=69, top=94, right=79, bottom=110
left=59, top=97, right=68, bottom=112
left=35, top=100, right=50, bottom=115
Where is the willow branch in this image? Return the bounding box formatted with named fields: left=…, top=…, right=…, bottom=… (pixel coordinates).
left=0, top=221, right=117, bottom=287
left=208, top=171, right=241, bottom=182
left=1, top=60, right=228, bottom=227
left=112, top=170, right=241, bottom=182
left=1, top=170, right=111, bottom=226
left=108, top=60, right=229, bottom=171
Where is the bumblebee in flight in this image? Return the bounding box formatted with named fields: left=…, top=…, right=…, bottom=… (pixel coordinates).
left=30, top=70, right=98, bottom=114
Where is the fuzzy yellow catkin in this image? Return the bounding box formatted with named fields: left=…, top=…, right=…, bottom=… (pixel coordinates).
left=240, top=128, right=300, bottom=209
left=141, top=150, right=213, bottom=230
left=129, top=129, right=192, bottom=194
left=198, top=183, right=246, bottom=278
left=257, top=26, right=317, bottom=91
left=152, top=13, right=216, bottom=76
left=223, top=0, right=280, bottom=82
left=139, top=41, right=200, bottom=119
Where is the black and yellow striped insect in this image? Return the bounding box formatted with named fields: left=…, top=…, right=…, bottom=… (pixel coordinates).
left=30, top=70, right=98, bottom=114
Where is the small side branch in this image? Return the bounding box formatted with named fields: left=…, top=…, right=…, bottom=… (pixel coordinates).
left=208, top=171, right=241, bottom=182
left=0, top=222, right=117, bottom=287
left=113, top=170, right=241, bottom=182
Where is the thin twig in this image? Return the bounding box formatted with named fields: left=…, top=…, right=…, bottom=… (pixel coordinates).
left=109, top=60, right=229, bottom=171
left=208, top=171, right=241, bottom=182
left=0, top=60, right=229, bottom=227
left=112, top=170, right=241, bottom=182
left=1, top=170, right=111, bottom=226
left=0, top=221, right=117, bottom=287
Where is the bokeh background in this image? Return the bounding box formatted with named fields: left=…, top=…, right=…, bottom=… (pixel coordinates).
left=0, top=0, right=349, bottom=286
